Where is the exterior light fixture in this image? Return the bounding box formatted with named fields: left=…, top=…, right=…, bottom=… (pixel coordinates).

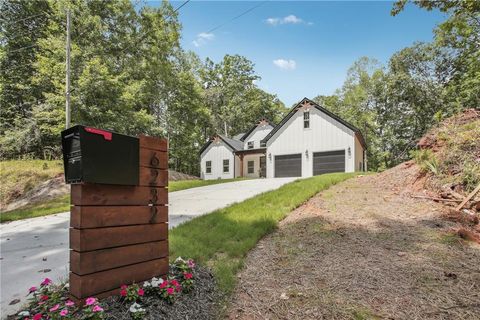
left=268, top=153, right=272, bottom=161
left=348, top=147, right=351, bottom=158
left=305, top=149, right=309, bottom=158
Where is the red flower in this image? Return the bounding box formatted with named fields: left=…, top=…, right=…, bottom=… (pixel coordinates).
left=120, top=289, right=127, bottom=297
left=120, top=284, right=128, bottom=290
left=170, top=279, right=179, bottom=287
left=40, top=295, right=49, bottom=301
left=166, top=287, right=174, bottom=295
left=138, top=288, right=144, bottom=296
left=159, top=281, right=167, bottom=289
left=33, top=314, right=42, bottom=320
left=184, top=272, right=193, bottom=280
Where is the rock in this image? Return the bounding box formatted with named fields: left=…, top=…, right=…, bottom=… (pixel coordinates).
left=397, top=252, right=407, bottom=257
left=9, top=299, right=20, bottom=305
left=280, top=293, right=289, bottom=300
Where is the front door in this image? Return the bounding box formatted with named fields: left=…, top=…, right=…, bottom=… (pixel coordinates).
left=259, top=156, right=266, bottom=178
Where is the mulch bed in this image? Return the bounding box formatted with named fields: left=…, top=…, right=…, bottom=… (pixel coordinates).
left=103, top=265, right=221, bottom=320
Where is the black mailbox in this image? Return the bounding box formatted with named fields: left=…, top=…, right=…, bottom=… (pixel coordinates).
left=61, top=125, right=139, bottom=185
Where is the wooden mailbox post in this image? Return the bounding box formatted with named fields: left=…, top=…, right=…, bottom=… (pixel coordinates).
left=68, top=135, right=169, bottom=300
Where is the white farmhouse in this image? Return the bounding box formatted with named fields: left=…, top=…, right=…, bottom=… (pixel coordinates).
left=199, top=98, right=367, bottom=180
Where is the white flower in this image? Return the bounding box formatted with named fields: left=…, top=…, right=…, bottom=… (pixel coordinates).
left=175, top=257, right=185, bottom=263
left=18, top=311, right=30, bottom=316
left=143, top=281, right=152, bottom=288
left=129, top=302, right=145, bottom=313
left=151, top=277, right=164, bottom=287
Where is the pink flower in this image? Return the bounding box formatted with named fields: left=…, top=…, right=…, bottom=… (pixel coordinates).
left=170, top=279, right=179, bottom=287
left=60, top=309, right=68, bottom=316
left=49, top=304, right=60, bottom=312
left=120, top=284, right=128, bottom=289
left=92, top=305, right=104, bottom=312
left=138, top=288, right=144, bottom=296
left=159, top=281, right=167, bottom=289
left=65, top=300, right=75, bottom=307
left=120, top=289, right=127, bottom=297
left=184, top=272, right=193, bottom=280
left=40, top=278, right=52, bottom=286
left=166, top=287, right=174, bottom=295
left=85, top=297, right=96, bottom=306
left=187, top=259, right=195, bottom=268
left=29, top=286, right=37, bottom=293
left=40, top=295, right=49, bottom=301
left=33, top=314, right=42, bottom=320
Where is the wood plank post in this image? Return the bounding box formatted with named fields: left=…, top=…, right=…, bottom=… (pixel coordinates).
left=69, top=135, right=169, bottom=301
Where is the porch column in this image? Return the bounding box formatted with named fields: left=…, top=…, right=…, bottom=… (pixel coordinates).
left=239, top=154, right=244, bottom=177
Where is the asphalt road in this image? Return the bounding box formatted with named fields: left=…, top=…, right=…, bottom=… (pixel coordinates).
left=0, top=177, right=296, bottom=317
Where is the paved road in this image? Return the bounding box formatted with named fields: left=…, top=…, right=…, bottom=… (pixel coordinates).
left=0, top=178, right=296, bottom=316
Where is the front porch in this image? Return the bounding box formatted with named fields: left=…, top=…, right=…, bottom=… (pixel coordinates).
left=235, top=149, right=267, bottom=178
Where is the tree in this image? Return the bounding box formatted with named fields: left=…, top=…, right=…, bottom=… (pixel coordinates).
left=200, top=54, right=286, bottom=138
left=392, top=0, right=480, bottom=109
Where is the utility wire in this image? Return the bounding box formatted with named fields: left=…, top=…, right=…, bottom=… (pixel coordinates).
left=3, top=12, right=49, bottom=27
left=205, top=0, right=269, bottom=34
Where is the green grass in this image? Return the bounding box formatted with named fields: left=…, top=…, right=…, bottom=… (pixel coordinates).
left=170, top=172, right=357, bottom=294
left=0, top=195, right=70, bottom=223
left=168, top=178, right=248, bottom=192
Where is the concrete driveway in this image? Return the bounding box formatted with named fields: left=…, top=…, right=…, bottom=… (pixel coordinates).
left=0, top=177, right=296, bottom=316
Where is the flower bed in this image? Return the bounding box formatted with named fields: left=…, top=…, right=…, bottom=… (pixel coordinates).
left=12, top=258, right=220, bottom=320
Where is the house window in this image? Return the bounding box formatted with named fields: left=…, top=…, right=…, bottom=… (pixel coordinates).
left=206, top=161, right=212, bottom=174
left=247, top=160, right=254, bottom=174
left=223, top=159, right=229, bottom=173
left=247, top=141, right=254, bottom=149
left=304, top=111, right=310, bottom=129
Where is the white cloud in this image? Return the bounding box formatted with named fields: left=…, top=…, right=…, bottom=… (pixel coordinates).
left=273, top=59, right=296, bottom=71
left=283, top=15, right=302, bottom=24
left=192, top=32, right=215, bottom=47
left=265, top=15, right=311, bottom=26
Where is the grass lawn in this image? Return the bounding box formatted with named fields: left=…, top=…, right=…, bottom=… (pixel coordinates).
left=0, top=195, right=70, bottom=223
left=168, top=178, right=248, bottom=192
left=169, top=172, right=357, bottom=294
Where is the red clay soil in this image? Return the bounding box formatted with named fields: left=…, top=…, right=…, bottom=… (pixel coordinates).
left=228, top=171, right=480, bottom=319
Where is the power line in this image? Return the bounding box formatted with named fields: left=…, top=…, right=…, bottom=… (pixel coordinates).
left=5, top=44, right=37, bottom=53
left=173, top=0, right=191, bottom=13
left=3, top=12, right=49, bottom=27
left=205, top=1, right=269, bottom=34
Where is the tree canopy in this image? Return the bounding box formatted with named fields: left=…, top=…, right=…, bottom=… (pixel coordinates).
left=0, top=0, right=286, bottom=174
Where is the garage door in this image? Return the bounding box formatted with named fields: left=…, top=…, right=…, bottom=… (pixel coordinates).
left=313, top=150, right=345, bottom=175
left=275, top=154, right=302, bottom=177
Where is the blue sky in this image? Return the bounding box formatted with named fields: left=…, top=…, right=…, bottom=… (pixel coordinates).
left=161, top=1, right=445, bottom=106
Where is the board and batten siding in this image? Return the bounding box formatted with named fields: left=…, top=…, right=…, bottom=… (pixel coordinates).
left=266, top=107, right=357, bottom=178
left=200, top=142, right=235, bottom=180
left=244, top=125, right=273, bottom=149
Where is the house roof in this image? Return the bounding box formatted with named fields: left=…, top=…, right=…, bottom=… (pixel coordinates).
left=261, top=97, right=367, bottom=149
left=233, top=133, right=245, bottom=140
left=198, top=134, right=244, bottom=155
left=239, top=118, right=275, bottom=142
